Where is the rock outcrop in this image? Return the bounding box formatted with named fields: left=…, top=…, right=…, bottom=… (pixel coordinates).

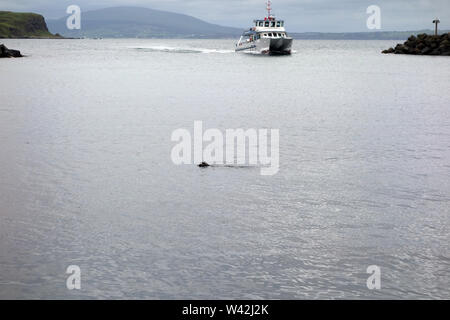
left=0, top=11, right=62, bottom=38
left=382, top=33, right=450, bottom=55
left=0, top=44, right=23, bottom=58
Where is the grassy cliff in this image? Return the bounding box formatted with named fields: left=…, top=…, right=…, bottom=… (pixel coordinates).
left=0, top=11, right=62, bottom=38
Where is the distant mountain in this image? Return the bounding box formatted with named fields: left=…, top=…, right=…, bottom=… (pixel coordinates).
left=290, top=30, right=450, bottom=40
left=0, top=11, right=61, bottom=38
left=46, top=6, right=449, bottom=40
left=47, top=7, right=242, bottom=38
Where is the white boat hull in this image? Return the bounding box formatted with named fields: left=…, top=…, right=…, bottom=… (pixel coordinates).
left=236, top=37, right=293, bottom=55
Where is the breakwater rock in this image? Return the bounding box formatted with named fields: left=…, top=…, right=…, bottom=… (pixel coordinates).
left=382, top=33, right=450, bottom=56
left=0, top=44, right=23, bottom=58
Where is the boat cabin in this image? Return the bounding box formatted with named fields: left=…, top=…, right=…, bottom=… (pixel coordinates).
left=237, top=28, right=288, bottom=47
left=253, top=18, right=285, bottom=28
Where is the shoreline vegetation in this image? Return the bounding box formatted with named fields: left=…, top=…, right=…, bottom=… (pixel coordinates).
left=0, top=11, right=62, bottom=39
left=382, top=33, right=450, bottom=56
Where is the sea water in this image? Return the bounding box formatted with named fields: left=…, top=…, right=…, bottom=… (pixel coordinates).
left=0, top=39, right=449, bottom=299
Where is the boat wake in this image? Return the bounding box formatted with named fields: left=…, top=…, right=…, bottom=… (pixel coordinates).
left=130, top=45, right=234, bottom=54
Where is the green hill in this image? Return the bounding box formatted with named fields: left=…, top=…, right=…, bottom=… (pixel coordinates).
left=0, top=11, right=62, bottom=38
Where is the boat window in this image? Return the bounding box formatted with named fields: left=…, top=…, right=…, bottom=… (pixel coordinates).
left=265, top=21, right=269, bottom=27
left=264, top=33, right=268, bottom=37
left=259, top=21, right=263, bottom=27
left=271, top=21, right=276, bottom=27
left=268, top=33, right=273, bottom=37
left=281, top=21, right=284, bottom=27
left=277, top=21, right=281, bottom=27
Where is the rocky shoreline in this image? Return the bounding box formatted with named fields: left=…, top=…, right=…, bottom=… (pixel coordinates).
left=0, top=44, right=23, bottom=58
left=382, top=33, right=450, bottom=55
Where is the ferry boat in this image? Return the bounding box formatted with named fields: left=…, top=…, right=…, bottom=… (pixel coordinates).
left=235, top=1, right=293, bottom=55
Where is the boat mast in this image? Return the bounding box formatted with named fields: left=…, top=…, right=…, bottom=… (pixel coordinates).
left=266, top=0, right=272, bottom=18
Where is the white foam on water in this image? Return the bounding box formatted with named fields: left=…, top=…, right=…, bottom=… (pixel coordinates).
left=130, top=45, right=296, bottom=55
left=129, top=45, right=234, bottom=54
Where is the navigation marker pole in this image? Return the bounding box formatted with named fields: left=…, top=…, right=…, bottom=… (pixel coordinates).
left=432, top=18, right=440, bottom=36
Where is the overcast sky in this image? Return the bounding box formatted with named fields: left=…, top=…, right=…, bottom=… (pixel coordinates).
left=1, top=0, right=449, bottom=32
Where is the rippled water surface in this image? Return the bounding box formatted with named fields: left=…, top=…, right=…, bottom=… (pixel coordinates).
left=0, top=39, right=449, bottom=299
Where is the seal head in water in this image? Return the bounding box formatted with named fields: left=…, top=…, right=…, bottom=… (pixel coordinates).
left=198, top=162, right=210, bottom=167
